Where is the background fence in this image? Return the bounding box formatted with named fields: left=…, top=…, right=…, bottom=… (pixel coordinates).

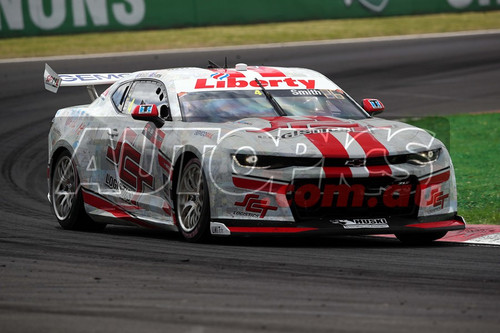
left=1, top=0, right=499, bottom=38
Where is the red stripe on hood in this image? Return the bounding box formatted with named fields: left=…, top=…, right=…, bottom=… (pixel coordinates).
left=348, top=131, right=391, bottom=177
left=305, top=132, right=352, bottom=178
left=294, top=117, right=353, bottom=178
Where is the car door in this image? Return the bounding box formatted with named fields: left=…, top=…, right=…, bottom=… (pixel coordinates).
left=102, top=79, right=174, bottom=225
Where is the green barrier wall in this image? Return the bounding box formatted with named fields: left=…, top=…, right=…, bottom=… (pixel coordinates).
left=1, top=0, right=499, bottom=38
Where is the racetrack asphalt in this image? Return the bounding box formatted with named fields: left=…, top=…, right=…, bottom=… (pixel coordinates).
left=0, top=32, right=499, bottom=332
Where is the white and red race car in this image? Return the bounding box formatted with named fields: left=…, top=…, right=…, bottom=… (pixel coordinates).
left=44, top=63, right=465, bottom=243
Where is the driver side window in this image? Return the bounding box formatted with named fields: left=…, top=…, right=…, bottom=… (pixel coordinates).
left=120, top=80, right=169, bottom=115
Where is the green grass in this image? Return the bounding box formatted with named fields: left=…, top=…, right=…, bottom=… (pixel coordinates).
left=404, top=113, right=500, bottom=225
left=1, top=11, right=500, bottom=59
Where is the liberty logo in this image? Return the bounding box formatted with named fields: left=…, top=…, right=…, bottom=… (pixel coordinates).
left=344, top=0, right=390, bottom=13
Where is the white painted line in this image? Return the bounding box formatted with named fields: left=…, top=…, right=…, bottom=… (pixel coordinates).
left=373, top=225, right=500, bottom=246
left=1, top=29, right=500, bottom=64
left=464, top=234, right=500, bottom=245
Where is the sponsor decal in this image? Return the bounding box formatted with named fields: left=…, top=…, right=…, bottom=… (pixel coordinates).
left=211, top=73, right=229, bottom=80
left=330, top=218, right=389, bottom=229
left=234, top=194, right=278, bottom=218
left=416, top=170, right=451, bottom=213
left=193, top=130, right=214, bottom=140
left=59, top=73, right=129, bottom=83
left=194, top=78, right=316, bottom=90
left=210, top=222, right=231, bottom=236
left=368, top=99, right=383, bottom=109
left=420, top=184, right=450, bottom=214
left=281, top=127, right=354, bottom=139
left=426, top=188, right=449, bottom=209
left=136, top=72, right=162, bottom=79
left=291, top=89, right=322, bottom=96
left=104, top=173, right=136, bottom=204
left=45, top=74, right=60, bottom=89
left=138, top=105, right=153, bottom=114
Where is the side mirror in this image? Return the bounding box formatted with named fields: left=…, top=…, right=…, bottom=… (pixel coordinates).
left=362, top=99, right=384, bottom=116
left=160, top=104, right=172, bottom=121
left=132, top=104, right=164, bottom=127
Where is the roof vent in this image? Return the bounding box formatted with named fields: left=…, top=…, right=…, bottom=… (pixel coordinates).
left=235, top=63, right=248, bottom=71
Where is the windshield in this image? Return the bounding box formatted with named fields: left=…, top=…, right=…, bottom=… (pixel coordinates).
left=178, top=89, right=368, bottom=122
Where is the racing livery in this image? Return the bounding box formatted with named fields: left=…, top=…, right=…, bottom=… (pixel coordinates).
left=45, top=63, right=465, bottom=243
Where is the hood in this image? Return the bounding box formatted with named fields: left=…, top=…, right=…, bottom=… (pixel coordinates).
left=220, top=116, right=441, bottom=158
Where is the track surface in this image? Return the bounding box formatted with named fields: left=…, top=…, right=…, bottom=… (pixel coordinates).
left=1, top=33, right=500, bottom=332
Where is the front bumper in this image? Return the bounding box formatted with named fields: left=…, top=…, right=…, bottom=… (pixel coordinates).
left=209, top=214, right=466, bottom=237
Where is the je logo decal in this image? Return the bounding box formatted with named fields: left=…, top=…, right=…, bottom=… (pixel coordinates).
left=344, top=0, right=389, bottom=13
left=235, top=194, right=278, bottom=218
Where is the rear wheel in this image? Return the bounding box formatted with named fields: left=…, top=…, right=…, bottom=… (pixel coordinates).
left=395, top=231, right=447, bottom=245
left=175, top=158, right=211, bottom=242
left=51, top=151, right=105, bottom=231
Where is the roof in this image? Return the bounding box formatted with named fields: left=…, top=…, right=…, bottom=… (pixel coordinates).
left=136, top=65, right=338, bottom=93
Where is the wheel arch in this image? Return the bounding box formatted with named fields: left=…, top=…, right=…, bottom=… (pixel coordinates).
left=171, top=149, right=211, bottom=242
left=49, top=143, right=75, bottom=189
left=171, top=150, right=199, bottom=203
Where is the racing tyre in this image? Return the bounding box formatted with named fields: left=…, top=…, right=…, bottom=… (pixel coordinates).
left=51, top=151, right=105, bottom=232
left=395, top=231, right=447, bottom=245
left=176, top=158, right=211, bottom=242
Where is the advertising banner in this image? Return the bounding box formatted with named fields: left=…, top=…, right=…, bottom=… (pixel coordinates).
left=1, top=0, right=499, bottom=38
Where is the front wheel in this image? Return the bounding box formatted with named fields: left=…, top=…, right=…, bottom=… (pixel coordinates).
left=175, top=158, right=211, bottom=242
left=50, top=150, right=105, bottom=232
left=395, top=231, right=447, bottom=245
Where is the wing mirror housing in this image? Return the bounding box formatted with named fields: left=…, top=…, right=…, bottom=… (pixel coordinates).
left=160, top=104, right=172, bottom=121
left=362, top=99, right=385, bottom=116
left=132, top=104, right=165, bottom=127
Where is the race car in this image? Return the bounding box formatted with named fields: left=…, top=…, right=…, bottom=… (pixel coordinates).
left=44, top=63, right=465, bottom=243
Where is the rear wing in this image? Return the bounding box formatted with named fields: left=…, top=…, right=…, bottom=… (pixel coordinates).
left=44, top=64, right=129, bottom=101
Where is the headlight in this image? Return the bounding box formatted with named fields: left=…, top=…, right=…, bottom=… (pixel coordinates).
left=406, top=148, right=441, bottom=165
left=233, top=154, right=325, bottom=169
left=232, top=154, right=292, bottom=169
left=233, top=154, right=272, bottom=169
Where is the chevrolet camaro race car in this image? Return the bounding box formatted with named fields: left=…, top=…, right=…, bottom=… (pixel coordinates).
left=44, top=63, right=465, bottom=243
